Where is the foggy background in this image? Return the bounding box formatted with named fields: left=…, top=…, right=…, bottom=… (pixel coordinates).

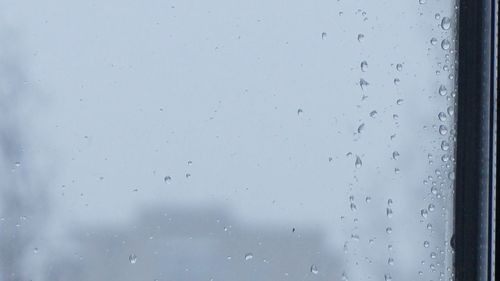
left=1, top=0, right=457, bottom=280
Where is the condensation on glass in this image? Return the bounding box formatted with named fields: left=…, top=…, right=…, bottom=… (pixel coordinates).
left=0, top=1, right=458, bottom=280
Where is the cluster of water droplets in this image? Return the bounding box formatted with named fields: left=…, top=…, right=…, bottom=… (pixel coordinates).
left=418, top=2, right=458, bottom=280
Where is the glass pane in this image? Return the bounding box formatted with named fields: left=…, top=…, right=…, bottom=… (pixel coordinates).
left=1, top=1, right=457, bottom=280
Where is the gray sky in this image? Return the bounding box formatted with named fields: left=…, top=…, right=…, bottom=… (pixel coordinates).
left=1, top=0, right=457, bottom=280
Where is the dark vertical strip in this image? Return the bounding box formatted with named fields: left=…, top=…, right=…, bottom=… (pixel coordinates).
left=455, top=0, right=495, bottom=280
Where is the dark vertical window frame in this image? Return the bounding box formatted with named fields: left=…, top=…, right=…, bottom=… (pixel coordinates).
left=455, top=0, right=497, bottom=280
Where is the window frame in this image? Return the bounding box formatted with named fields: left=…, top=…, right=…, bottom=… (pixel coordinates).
left=454, top=0, right=497, bottom=280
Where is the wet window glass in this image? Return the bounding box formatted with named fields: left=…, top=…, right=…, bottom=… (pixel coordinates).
left=1, top=1, right=458, bottom=280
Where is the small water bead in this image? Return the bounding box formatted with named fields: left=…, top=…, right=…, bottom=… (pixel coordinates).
left=441, top=140, right=450, bottom=151
left=448, top=171, right=456, bottom=180
left=350, top=203, right=357, bottom=211
left=447, top=106, right=455, bottom=116
left=421, top=209, right=428, bottom=218
left=185, top=173, right=191, bottom=179
left=388, top=258, right=395, bottom=266
left=321, top=32, right=327, bottom=40
left=438, top=112, right=447, bottom=121
left=442, top=154, right=450, bottom=162
left=386, top=227, right=393, bottom=234
left=441, top=17, right=452, bottom=30
left=430, top=37, right=438, bottom=45
left=428, top=204, right=436, bottom=212
left=396, top=99, right=404, bottom=105
left=387, top=199, right=393, bottom=206
left=439, top=125, right=448, bottom=135
left=424, top=241, right=430, bottom=248
left=310, top=265, right=319, bottom=275
left=365, top=196, right=372, bottom=203
left=369, top=110, right=378, bottom=118
left=386, top=208, right=394, bottom=218
left=431, top=186, right=438, bottom=195
left=357, top=123, right=365, bottom=133
left=392, top=151, right=400, bottom=160
left=441, top=39, right=451, bottom=50
left=435, top=13, right=441, bottom=20
left=394, top=168, right=400, bottom=174
left=430, top=252, right=437, bottom=259
left=361, top=61, right=368, bottom=72
left=245, top=253, right=254, bottom=260
left=359, top=78, right=369, bottom=90
left=297, top=108, right=303, bottom=115
left=355, top=156, right=362, bottom=168
left=427, top=223, right=433, bottom=230
left=187, top=160, right=193, bottom=165
left=439, top=85, right=448, bottom=96
left=396, top=63, right=403, bottom=71
left=129, top=254, right=138, bottom=264
left=393, top=78, right=400, bottom=85
left=33, top=248, right=39, bottom=254
left=385, top=273, right=393, bottom=281
left=164, top=176, right=172, bottom=184
left=419, top=0, right=426, bottom=4
left=357, top=33, right=365, bottom=42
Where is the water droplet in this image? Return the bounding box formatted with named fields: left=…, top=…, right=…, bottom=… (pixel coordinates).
left=427, top=223, right=433, bottom=230
left=438, top=112, right=447, bottom=121
left=310, top=265, right=319, bottom=274
left=421, top=209, right=428, bottom=218
left=187, top=160, right=193, bottom=165
left=164, top=176, right=172, bottom=184
left=365, top=196, right=372, bottom=203
left=245, top=253, right=254, bottom=260
left=393, top=78, right=400, bottom=85
left=14, top=161, right=21, bottom=167
left=321, top=32, right=327, bottom=40
left=386, top=208, right=394, bottom=218
left=441, top=140, right=450, bottom=151
left=359, top=78, right=369, bottom=90
left=355, top=156, right=362, bottom=168
left=447, top=106, right=454, bottom=116
left=357, top=123, right=365, bottom=134
left=350, top=203, right=357, bottom=211
left=385, top=273, right=392, bottom=281
left=431, top=186, right=438, bottom=195
left=441, top=17, right=451, bottom=30
left=33, top=248, right=38, bottom=254
left=185, top=173, right=191, bottom=179
left=419, top=0, right=426, bottom=4
left=430, top=252, right=437, bottom=259
left=129, top=254, right=138, bottom=264
left=388, top=258, right=395, bottom=266
left=428, top=204, right=435, bottom=212
left=430, top=37, right=438, bottom=45
left=357, top=33, right=365, bottom=42
left=392, top=151, right=400, bottom=160
left=424, top=241, right=430, bottom=248
left=386, top=227, right=392, bottom=234
left=396, top=64, right=403, bottom=71
left=441, top=39, right=451, bottom=50
left=361, top=61, right=368, bottom=72
left=439, top=125, right=448, bottom=135
left=439, top=85, right=448, bottom=96
left=297, top=108, right=303, bottom=115
left=435, top=13, right=441, bottom=20
left=369, top=110, right=378, bottom=118
left=396, top=99, right=404, bottom=105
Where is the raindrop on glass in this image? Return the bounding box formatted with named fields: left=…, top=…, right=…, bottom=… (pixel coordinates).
left=441, top=17, right=451, bottom=30
left=438, top=112, right=447, bottom=122
left=439, top=85, right=448, bottom=96
left=245, top=253, right=254, bottom=261
left=441, top=39, right=451, bottom=50
left=361, top=61, right=368, bottom=72
left=129, top=254, right=138, bottom=264
left=355, top=156, right=363, bottom=168
left=310, top=265, right=319, bottom=275
left=164, top=176, right=172, bottom=184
